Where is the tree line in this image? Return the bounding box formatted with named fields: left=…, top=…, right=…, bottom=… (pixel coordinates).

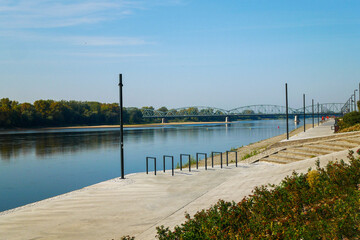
left=0, top=98, right=267, bottom=129
left=0, top=98, right=156, bottom=128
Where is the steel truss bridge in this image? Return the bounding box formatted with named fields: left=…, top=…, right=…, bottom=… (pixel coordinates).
left=142, top=103, right=345, bottom=119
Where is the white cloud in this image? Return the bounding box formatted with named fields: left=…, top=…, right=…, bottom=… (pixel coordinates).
left=64, top=52, right=153, bottom=58
left=0, top=0, right=135, bottom=29
left=0, top=30, right=151, bottom=46
left=64, top=36, right=150, bottom=46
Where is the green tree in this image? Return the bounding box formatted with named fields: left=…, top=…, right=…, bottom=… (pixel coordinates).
left=20, top=103, right=37, bottom=126
left=0, top=98, right=13, bottom=127
left=141, top=106, right=154, bottom=111
left=34, top=100, right=54, bottom=123
left=101, top=103, right=119, bottom=124
left=157, top=106, right=168, bottom=113
left=242, top=109, right=255, bottom=115
left=49, top=102, right=70, bottom=125
left=128, top=108, right=143, bottom=124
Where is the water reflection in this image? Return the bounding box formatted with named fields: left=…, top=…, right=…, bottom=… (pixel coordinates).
left=0, top=132, right=120, bottom=160
left=0, top=121, right=301, bottom=162
left=0, top=125, right=220, bottom=161
left=0, top=120, right=303, bottom=212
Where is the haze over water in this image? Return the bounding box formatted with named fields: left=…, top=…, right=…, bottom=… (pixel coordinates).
left=0, top=119, right=314, bottom=212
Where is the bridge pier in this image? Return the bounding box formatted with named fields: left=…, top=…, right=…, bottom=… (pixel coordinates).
left=294, top=115, right=300, bottom=123
left=161, top=118, right=167, bottom=124
left=225, top=116, right=230, bottom=123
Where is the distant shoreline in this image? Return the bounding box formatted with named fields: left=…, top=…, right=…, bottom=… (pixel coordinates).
left=0, top=121, right=228, bottom=133
left=40, top=121, right=228, bottom=129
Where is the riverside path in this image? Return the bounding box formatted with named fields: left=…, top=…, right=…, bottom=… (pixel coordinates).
left=1, top=119, right=359, bottom=240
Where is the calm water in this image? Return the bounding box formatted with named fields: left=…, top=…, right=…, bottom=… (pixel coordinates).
left=0, top=119, right=312, bottom=212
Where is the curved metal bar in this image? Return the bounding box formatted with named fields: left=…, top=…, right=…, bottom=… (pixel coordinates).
left=142, top=103, right=345, bottom=118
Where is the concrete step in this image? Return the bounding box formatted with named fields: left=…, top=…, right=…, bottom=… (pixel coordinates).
left=343, top=135, right=360, bottom=141
left=276, top=150, right=315, bottom=159
left=311, top=143, right=347, bottom=152
left=321, top=141, right=357, bottom=149
left=272, top=152, right=305, bottom=161
left=260, top=157, right=289, bottom=164
left=281, top=149, right=319, bottom=158
left=296, top=146, right=333, bottom=155
left=341, top=138, right=360, bottom=145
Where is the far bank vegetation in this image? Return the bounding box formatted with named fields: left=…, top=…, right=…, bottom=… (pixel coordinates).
left=0, top=98, right=226, bottom=128
left=0, top=98, right=284, bottom=129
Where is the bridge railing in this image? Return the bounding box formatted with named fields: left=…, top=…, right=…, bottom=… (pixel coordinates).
left=142, top=103, right=345, bottom=118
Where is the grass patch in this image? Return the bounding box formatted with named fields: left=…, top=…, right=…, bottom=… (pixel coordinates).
left=154, top=150, right=360, bottom=239
left=241, top=150, right=259, bottom=160
left=229, top=146, right=238, bottom=151
left=176, top=156, right=197, bottom=169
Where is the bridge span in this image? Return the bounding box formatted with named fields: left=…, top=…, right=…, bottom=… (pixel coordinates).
left=141, top=103, right=345, bottom=120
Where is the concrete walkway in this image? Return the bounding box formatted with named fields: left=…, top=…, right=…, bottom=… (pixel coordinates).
left=285, top=119, right=335, bottom=141
left=252, top=119, right=359, bottom=165
left=0, top=120, right=357, bottom=240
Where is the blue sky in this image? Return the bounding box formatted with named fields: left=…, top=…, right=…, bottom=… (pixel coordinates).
left=1, top=0, right=360, bottom=109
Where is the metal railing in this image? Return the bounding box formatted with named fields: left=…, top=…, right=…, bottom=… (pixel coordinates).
left=226, top=151, right=238, bottom=167
left=163, top=155, right=174, bottom=176
left=146, top=157, right=156, bottom=175
left=211, top=151, right=223, bottom=168
left=196, top=153, right=207, bottom=170
left=145, top=150, right=239, bottom=177
left=180, top=154, right=191, bottom=172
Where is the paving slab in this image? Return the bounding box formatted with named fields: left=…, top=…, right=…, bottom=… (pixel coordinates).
left=283, top=119, right=335, bottom=141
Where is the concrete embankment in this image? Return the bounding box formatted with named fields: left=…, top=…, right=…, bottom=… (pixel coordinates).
left=1, top=119, right=359, bottom=240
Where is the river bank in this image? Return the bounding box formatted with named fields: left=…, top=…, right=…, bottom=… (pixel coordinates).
left=197, top=123, right=315, bottom=167
left=1, top=120, right=354, bottom=240
left=0, top=121, right=228, bottom=134
left=0, top=119, right=299, bottom=212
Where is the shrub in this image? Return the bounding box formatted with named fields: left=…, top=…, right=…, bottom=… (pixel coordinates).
left=120, top=236, right=135, bottom=240
left=156, top=151, right=360, bottom=239
left=306, top=169, right=319, bottom=188
left=338, top=123, right=360, bottom=133
left=342, top=111, right=360, bottom=127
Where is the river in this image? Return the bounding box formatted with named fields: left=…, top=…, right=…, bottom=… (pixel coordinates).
left=0, top=119, right=312, bottom=212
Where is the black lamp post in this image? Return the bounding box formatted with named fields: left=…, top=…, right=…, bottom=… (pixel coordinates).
left=312, top=99, right=314, bottom=128
left=119, top=74, right=125, bottom=179
left=303, top=94, right=306, bottom=132
left=355, top=89, right=358, bottom=111
left=285, top=83, right=289, bottom=140
left=317, top=102, right=320, bottom=126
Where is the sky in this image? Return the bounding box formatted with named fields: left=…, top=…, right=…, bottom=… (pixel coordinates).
left=1, top=0, right=360, bottom=110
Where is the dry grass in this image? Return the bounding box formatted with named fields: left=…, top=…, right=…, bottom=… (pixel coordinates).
left=338, top=123, right=360, bottom=133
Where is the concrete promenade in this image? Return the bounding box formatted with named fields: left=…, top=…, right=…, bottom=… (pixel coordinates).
left=286, top=119, right=335, bottom=141
left=0, top=119, right=357, bottom=240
